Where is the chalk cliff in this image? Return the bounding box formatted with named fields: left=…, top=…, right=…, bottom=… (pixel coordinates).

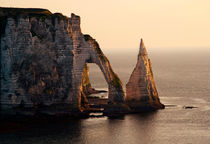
left=126, top=39, right=164, bottom=110
left=0, top=7, right=164, bottom=118
left=0, top=8, right=124, bottom=116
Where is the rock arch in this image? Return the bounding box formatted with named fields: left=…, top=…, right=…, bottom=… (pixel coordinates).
left=68, top=14, right=124, bottom=110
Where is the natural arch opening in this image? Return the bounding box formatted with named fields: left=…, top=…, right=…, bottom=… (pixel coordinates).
left=88, top=63, right=108, bottom=98
left=69, top=33, right=124, bottom=111
left=82, top=63, right=108, bottom=103
left=81, top=63, right=108, bottom=116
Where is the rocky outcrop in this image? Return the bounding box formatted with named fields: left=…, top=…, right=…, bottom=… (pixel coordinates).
left=68, top=14, right=124, bottom=108
left=0, top=7, right=164, bottom=118
left=126, top=39, right=164, bottom=111
left=0, top=8, right=124, bottom=116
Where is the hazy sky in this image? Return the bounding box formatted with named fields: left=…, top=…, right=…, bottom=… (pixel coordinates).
left=1, top=0, right=210, bottom=52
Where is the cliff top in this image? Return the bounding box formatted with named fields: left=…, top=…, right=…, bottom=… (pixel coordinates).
left=0, top=7, right=52, bottom=14
left=0, top=7, right=70, bottom=37
left=0, top=7, right=67, bottom=21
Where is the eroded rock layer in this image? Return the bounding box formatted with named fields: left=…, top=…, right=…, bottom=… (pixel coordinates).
left=126, top=39, right=164, bottom=110
left=0, top=8, right=124, bottom=116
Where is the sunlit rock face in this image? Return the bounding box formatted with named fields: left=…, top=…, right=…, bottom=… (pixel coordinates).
left=69, top=13, right=124, bottom=107
left=126, top=39, right=164, bottom=110
left=0, top=8, right=124, bottom=115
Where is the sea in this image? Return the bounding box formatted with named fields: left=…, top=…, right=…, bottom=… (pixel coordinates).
left=0, top=49, right=210, bottom=144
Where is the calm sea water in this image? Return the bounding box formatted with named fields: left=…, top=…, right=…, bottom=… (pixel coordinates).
left=1, top=50, right=210, bottom=144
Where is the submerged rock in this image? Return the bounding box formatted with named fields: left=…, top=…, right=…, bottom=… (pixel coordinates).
left=183, top=106, right=198, bottom=109
left=126, top=39, right=164, bottom=111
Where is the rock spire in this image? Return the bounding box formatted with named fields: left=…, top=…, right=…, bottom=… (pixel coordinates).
left=126, top=39, right=164, bottom=110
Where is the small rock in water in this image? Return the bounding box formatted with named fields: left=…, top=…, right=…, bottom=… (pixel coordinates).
left=183, top=106, right=198, bottom=109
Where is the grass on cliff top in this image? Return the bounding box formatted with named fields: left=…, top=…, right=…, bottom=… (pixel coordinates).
left=0, top=7, right=68, bottom=37
left=0, top=7, right=52, bottom=17
left=0, top=7, right=68, bottom=20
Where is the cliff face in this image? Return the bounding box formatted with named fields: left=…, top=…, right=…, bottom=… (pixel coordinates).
left=126, top=39, right=164, bottom=110
left=0, top=8, right=124, bottom=115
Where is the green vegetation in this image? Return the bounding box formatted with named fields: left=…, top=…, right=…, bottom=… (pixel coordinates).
left=0, top=7, right=68, bottom=28
left=111, top=74, right=122, bottom=89
left=84, top=34, right=92, bottom=41
left=0, top=7, right=52, bottom=19
left=45, top=89, right=54, bottom=95
left=0, top=7, right=68, bottom=40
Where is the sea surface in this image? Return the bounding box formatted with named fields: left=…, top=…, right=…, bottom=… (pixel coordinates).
left=1, top=49, right=210, bottom=144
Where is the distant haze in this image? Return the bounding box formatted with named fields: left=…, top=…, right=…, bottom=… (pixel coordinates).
left=1, top=0, right=210, bottom=52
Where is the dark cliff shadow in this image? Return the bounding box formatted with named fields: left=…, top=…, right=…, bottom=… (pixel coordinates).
left=0, top=119, right=83, bottom=144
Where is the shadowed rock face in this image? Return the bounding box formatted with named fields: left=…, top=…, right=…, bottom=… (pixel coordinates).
left=1, top=8, right=73, bottom=112
left=0, top=8, right=124, bottom=115
left=126, top=39, right=164, bottom=110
